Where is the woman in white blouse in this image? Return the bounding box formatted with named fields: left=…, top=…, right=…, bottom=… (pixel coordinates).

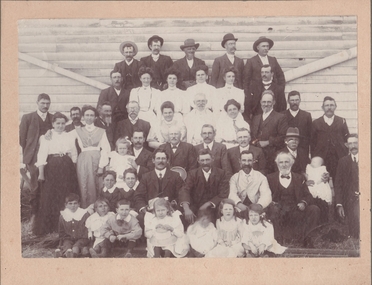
left=215, top=99, right=250, bottom=149
left=129, top=67, right=160, bottom=123
left=148, top=101, right=187, bottom=149
left=33, top=112, right=80, bottom=236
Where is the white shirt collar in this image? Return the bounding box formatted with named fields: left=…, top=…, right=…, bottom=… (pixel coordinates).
left=129, top=116, right=139, bottom=124
left=37, top=110, right=47, bottom=120
left=103, top=186, right=116, bottom=194
left=187, top=58, right=194, bottom=68
left=351, top=153, right=358, bottom=162
left=116, top=214, right=131, bottom=222
left=226, top=53, right=235, bottom=63
left=287, top=147, right=297, bottom=157
left=133, top=147, right=143, bottom=158
left=239, top=145, right=250, bottom=153
left=155, top=168, right=166, bottom=178
left=204, top=141, right=214, bottom=150
left=202, top=168, right=212, bottom=180
left=151, top=54, right=160, bottom=60
left=258, top=54, right=269, bottom=65
left=289, top=109, right=300, bottom=117
left=122, top=180, right=139, bottom=192
left=262, top=109, right=274, bottom=121
left=125, top=59, right=134, bottom=65
left=114, top=88, right=121, bottom=95
left=170, top=142, right=181, bottom=148
left=323, top=115, right=335, bottom=126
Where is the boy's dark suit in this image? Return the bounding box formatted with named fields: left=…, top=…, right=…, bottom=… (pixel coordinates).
left=210, top=54, right=244, bottom=89
left=160, top=142, right=198, bottom=172
left=194, top=142, right=227, bottom=170
left=140, top=54, right=173, bottom=90
left=133, top=147, right=154, bottom=181
left=97, top=87, right=130, bottom=123
left=172, top=56, right=206, bottom=89
left=113, top=59, right=145, bottom=91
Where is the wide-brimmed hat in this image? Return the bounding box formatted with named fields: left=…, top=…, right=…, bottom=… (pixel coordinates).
left=147, top=35, right=164, bottom=50
left=285, top=127, right=301, bottom=138
left=221, top=33, right=238, bottom=48
left=180, top=39, right=200, bottom=50
left=253, top=36, right=274, bottom=52
left=119, top=41, right=138, bottom=56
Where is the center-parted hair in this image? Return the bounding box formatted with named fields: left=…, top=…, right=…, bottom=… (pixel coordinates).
left=218, top=198, right=237, bottom=221
left=160, top=101, right=175, bottom=113
left=115, top=137, right=133, bottom=155
left=123, top=168, right=138, bottom=180
left=52, top=112, right=68, bottom=123
left=94, top=198, right=110, bottom=211
left=224, top=99, right=241, bottom=112
left=153, top=198, right=173, bottom=217
left=82, top=105, right=99, bottom=117
left=138, top=66, right=154, bottom=79
left=103, top=170, right=117, bottom=181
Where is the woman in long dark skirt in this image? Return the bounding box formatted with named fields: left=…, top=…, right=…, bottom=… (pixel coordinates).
left=33, top=112, right=79, bottom=236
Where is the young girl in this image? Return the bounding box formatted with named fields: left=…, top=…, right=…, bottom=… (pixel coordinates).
left=144, top=198, right=189, bottom=258
left=54, top=193, right=90, bottom=258
left=306, top=156, right=332, bottom=204
left=205, top=199, right=245, bottom=258
left=241, top=204, right=286, bottom=258
left=186, top=210, right=217, bottom=257
left=85, top=198, right=115, bottom=258
left=108, top=138, right=137, bottom=188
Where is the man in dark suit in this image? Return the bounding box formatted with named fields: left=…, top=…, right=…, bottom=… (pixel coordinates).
left=179, top=149, right=229, bottom=225
left=281, top=90, right=312, bottom=154
left=251, top=90, right=288, bottom=174
left=311, top=96, right=349, bottom=179
left=334, top=134, right=359, bottom=238
left=223, top=128, right=266, bottom=178
left=267, top=152, right=320, bottom=247
left=95, top=102, right=116, bottom=150
left=160, top=125, right=198, bottom=172
left=19, top=93, right=53, bottom=215
left=210, top=33, right=244, bottom=89
left=172, top=39, right=206, bottom=89
left=140, top=35, right=173, bottom=90
left=65, top=107, right=84, bottom=132
left=245, top=64, right=285, bottom=121
left=97, top=71, right=130, bottom=123
left=194, top=124, right=227, bottom=169
left=114, top=101, right=151, bottom=146
left=131, top=130, right=154, bottom=181
left=113, top=41, right=145, bottom=91
left=243, top=36, right=285, bottom=100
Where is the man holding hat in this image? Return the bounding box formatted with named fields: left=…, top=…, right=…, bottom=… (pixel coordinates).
left=172, top=39, right=206, bottom=90
left=140, top=35, right=173, bottom=90
left=210, top=33, right=244, bottom=89
left=113, top=41, right=145, bottom=91
left=243, top=36, right=285, bottom=103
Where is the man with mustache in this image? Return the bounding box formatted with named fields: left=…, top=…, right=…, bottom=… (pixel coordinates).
left=131, top=130, right=154, bottom=181
left=311, top=96, right=349, bottom=180
left=97, top=71, right=130, bottom=123
left=281, top=90, right=312, bottom=155
left=172, top=39, right=206, bottom=89
left=267, top=152, right=320, bottom=247
left=95, top=102, right=116, bottom=150
left=65, top=107, right=84, bottom=132
left=334, top=134, right=359, bottom=238
left=210, top=33, right=244, bottom=89
left=179, top=149, right=229, bottom=225
left=228, top=150, right=272, bottom=217
left=140, top=35, right=173, bottom=90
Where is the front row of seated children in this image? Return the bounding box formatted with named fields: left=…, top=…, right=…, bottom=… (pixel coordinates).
left=55, top=195, right=287, bottom=258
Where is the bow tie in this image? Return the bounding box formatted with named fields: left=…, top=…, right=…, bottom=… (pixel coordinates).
left=281, top=175, right=290, bottom=179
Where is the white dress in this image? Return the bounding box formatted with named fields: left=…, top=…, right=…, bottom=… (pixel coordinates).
left=129, top=86, right=160, bottom=123
left=108, top=151, right=136, bottom=185
left=187, top=222, right=217, bottom=255
left=85, top=212, right=115, bottom=248
left=306, top=165, right=332, bottom=204
left=158, top=87, right=189, bottom=121
left=186, top=82, right=216, bottom=111
left=215, top=84, right=245, bottom=114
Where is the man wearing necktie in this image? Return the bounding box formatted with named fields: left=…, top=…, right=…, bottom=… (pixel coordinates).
left=267, top=152, right=320, bottom=247
left=179, top=149, right=229, bottom=226
left=334, top=134, right=359, bottom=238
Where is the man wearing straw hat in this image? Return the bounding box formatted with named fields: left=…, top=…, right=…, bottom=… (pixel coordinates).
left=113, top=41, right=145, bottom=91
left=210, top=33, right=244, bottom=89
left=172, top=39, right=206, bottom=89
left=140, top=35, right=173, bottom=90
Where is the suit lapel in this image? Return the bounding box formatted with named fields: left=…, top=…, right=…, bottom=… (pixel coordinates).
left=151, top=170, right=160, bottom=195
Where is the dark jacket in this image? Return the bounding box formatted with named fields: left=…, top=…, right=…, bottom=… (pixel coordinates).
left=172, top=56, right=206, bottom=89
left=113, top=59, right=145, bottom=91
left=97, top=86, right=130, bottom=123
left=194, top=141, right=227, bottom=170
left=210, top=54, right=244, bottom=89
left=140, top=54, right=173, bottom=90
left=115, top=118, right=151, bottom=144
left=133, top=147, right=154, bottom=181
left=160, top=142, right=198, bottom=172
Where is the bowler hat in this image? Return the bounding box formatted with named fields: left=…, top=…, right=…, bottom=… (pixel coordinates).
left=253, top=36, right=274, bottom=52
left=119, top=41, right=138, bottom=56
left=180, top=39, right=200, bottom=50
left=147, top=35, right=164, bottom=50
left=221, top=33, right=238, bottom=48
left=285, top=127, right=301, bottom=138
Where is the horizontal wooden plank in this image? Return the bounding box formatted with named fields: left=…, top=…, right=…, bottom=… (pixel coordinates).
left=19, top=85, right=101, bottom=95
left=286, top=83, right=356, bottom=92
left=289, top=75, right=357, bottom=84
left=19, top=77, right=88, bottom=86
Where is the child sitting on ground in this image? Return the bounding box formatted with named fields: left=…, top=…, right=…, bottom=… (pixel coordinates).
left=85, top=198, right=115, bottom=258
left=241, top=204, right=286, bottom=258
left=102, top=199, right=142, bottom=258
left=306, top=156, right=332, bottom=204
left=54, top=193, right=90, bottom=258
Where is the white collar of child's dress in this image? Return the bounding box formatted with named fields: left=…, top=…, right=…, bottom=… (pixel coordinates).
left=60, top=207, right=87, bottom=222
left=85, top=124, right=96, bottom=132
left=116, top=214, right=131, bottom=222
left=103, top=186, right=116, bottom=194
left=123, top=180, right=139, bottom=192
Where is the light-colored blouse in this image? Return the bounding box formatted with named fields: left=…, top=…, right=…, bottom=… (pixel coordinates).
left=187, top=82, right=216, bottom=111
left=129, top=86, right=160, bottom=123
left=215, top=84, right=245, bottom=114
left=148, top=118, right=187, bottom=144
left=158, top=87, right=189, bottom=121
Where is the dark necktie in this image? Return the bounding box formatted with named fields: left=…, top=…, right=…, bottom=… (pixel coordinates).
left=206, top=145, right=211, bottom=151
left=281, top=175, right=290, bottom=179
left=158, top=173, right=163, bottom=189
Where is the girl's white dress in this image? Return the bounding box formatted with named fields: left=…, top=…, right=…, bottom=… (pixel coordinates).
left=205, top=217, right=245, bottom=258
left=241, top=220, right=287, bottom=255
left=186, top=221, right=217, bottom=255
left=108, top=151, right=136, bottom=187
left=144, top=211, right=189, bottom=258
left=306, top=165, right=332, bottom=204
left=85, top=212, right=115, bottom=248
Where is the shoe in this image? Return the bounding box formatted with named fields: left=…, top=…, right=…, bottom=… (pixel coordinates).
left=124, top=252, right=132, bottom=258
left=54, top=249, right=62, bottom=258
left=66, top=250, right=74, bottom=258
left=89, top=248, right=99, bottom=258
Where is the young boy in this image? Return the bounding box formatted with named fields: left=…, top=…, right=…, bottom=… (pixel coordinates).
left=102, top=199, right=142, bottom=257
left=55, top=193, right=90, bottom=258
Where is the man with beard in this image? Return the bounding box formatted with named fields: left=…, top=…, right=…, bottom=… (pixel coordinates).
left=179, top=149, right=229, bottom=225
left=210, top=33, right=244, bottom=89
left=334, top=134, right=359, bottom=238
left=311, top=96, right=349, bottom=180
left=97, top=71, right=130, bottom=123
left=160, top=126, right=198, bottom=172
left=131, top=130, right=154, bottom=181
left=114, top=101, right=151, bottom=147
left=140, top=35, right=173, bottom=90
left=229, top=150, right=272, bottom=217
left=267, top=152, right=320, bottom=247
left=65, top=107, right=84, bottom=132
left=95, top=102, right=116, bottom=150
left=194, top=124, right=227, bottom=170
left=282, top=90, right=312, bottom=155
left=113, top=41, right=145, bottom=91
left=172, top=39, right=206, bottom=89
